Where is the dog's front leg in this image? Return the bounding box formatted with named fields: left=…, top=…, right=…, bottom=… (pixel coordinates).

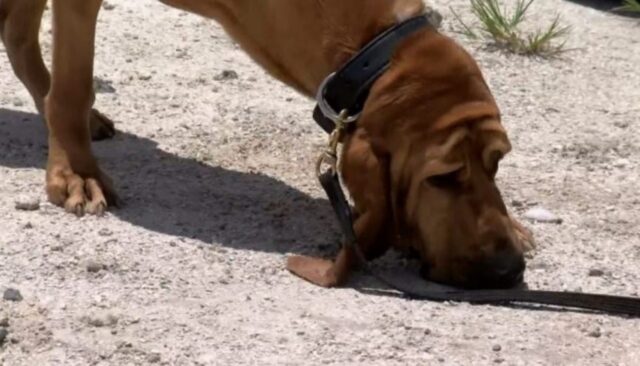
left=287, top=129, right=392, bottom=288
left=44, top=0, right=117, bottom=215
left=0, top=0, right=115, bottom=141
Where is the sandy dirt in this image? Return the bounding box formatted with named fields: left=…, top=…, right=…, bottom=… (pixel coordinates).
left=1, top=0, right=639, bottom=365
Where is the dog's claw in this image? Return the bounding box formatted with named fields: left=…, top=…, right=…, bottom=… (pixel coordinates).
left=65, top=201, right=85, bottom=217
left=86, top=201, right=107, bottom=216
left=286, top=255, right=339, bottom=288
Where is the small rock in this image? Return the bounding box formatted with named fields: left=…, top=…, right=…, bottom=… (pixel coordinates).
left=147, top=353, right=161, bottom=363
left=0, top=317, right=8, bottom=327
left=93, top=77, right=116, bottom=94
left=3, top=288, right=23, bottom=302
left=588, top=268, right=605, bottom=277
left=612, top=158, right=629, bottom=169
left=23, top=222, right=34, bottom=229
left=98, top=228, right=112, bottom=237
left=102, top=1, right=116, bottom=10
left=86, top=317, right=104, bottom=327
left=523, top=207, right=562, bottom=224
left=85, top=260, right=106, bottom=273
left=588, top=328, right=602, bottom=338
left=214, top=69, right=238, bottom=81
left=492, top=344, right=502, bottom=352
left=83, top=313, right=117, bottom=327
left=0, top=327, right=8, bottom=346
left=494, top=358, right=505, bottom=364
left=14, top=196, right=40, bottom=211
left=106, top=314, right=119, bottom=326
left=117, top=340, right=133, bottom=349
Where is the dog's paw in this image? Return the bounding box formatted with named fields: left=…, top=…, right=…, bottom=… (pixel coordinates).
left=286, top=255, right=340, bottom=288
left=89, top=108, right=116, bottom=141
left=47, top=165, right=118, bottom=216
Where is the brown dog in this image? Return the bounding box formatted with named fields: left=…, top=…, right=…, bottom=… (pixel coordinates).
left=0, top=0, right=533, bottom=288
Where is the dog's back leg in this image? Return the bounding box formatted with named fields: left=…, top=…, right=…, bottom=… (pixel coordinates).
left=0, top=0, right=115, bottom=140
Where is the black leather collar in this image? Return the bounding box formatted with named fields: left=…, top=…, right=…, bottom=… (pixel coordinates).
left=313, top=15, right=431, bottom=133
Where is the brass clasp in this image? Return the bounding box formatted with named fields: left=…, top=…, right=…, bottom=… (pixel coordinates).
left=315, top=109, right=349, bottom=177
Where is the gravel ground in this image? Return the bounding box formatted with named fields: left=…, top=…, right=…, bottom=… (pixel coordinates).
left=1, top=1, right=639, bottom=365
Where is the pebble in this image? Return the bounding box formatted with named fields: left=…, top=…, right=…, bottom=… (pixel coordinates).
left=94, top=77, right=116, bottom=94
left=14, top=196, right=40, bottom=211
left=147, top=353, right=161, bottom=363
left=83, top=313, right=118, bottom=327
left=523, top=207, right=562, bottom=224
left=0, top=317, right=8, bottom=327
left=3, top=288, right=23, bottom=302
left=85, top=260, right=106, bottom=273
left=492, top=344, right=502, bottom=352
left=0, top=327, right=8, bottom=346
left=215, top=69, right=238, bottom=81
left=588, top=328, right=602, bottom=338
left=588, top=268, right=605, bottom=277
left=612, top=158, right=629, bottom=168
left=102, top=1, right=116, bottom=10
left=86, top=317, right=105, bottom=327
left=98, top=228, right=113, bottom=237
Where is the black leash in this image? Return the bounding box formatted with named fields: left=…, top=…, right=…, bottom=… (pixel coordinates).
left=312, top=14, right=640, bottom=317
left=319, top=169, right=640, bottom=317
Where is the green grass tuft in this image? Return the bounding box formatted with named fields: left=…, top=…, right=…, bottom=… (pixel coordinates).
left=451, top=0, right=571, bottom=58
left=617, top=0, right=640, bottom=13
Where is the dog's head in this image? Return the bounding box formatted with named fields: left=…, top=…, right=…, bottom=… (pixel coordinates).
left=361, top=29, right=525, bottom=289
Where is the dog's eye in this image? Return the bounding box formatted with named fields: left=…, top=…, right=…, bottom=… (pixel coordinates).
left=426, top=170, right=461, bottom=189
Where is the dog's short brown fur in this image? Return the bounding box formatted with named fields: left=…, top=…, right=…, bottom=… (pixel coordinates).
left=0, top=0, right=533, bottom=288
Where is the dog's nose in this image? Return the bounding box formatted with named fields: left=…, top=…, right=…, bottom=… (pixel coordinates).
left=474, top=248, right=525, bottom=289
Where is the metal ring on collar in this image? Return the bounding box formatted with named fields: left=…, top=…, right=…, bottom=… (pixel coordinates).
left=315, top=72, right=361, bottom=124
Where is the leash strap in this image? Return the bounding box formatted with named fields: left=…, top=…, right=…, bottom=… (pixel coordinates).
left=313, top=15, right=430, bottom=133
left=318, top=171, right=357, bottom=245
left=319, top=168, right=640, bottom=317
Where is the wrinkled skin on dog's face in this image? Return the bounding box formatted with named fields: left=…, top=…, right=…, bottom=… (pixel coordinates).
left=354, top=29, right=526, bottom=289
left=399, top=122, right=525, bottom=289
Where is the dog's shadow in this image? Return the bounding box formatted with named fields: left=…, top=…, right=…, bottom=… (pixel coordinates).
left=0, top=108, right=341, bottom=254
left=3, top=109, right=574, bottom=307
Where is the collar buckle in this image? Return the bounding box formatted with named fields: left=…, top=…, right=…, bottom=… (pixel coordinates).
left=315, top=72, right=361, bottom=124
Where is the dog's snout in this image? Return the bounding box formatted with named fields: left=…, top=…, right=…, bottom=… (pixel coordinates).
left=474, top=247, right=525, bottom=289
